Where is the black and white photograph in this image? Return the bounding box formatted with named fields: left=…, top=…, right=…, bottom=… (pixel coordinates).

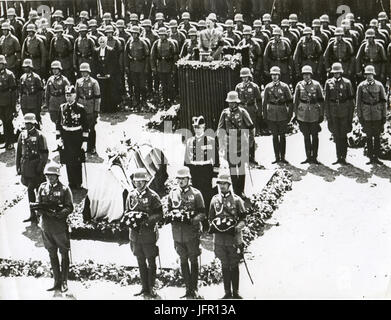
left=0, top=0, right=391, bottom=304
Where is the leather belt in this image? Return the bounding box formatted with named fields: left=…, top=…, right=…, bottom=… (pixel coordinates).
left=62, top=125, right=82, bottom=131
left=362, top=101, right=378, bottom=106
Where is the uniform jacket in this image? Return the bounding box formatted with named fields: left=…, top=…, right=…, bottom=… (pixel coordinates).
left=264, top=39, right=292, bottom=75
left=37, top=181, right=74, bottom=234
left=21, top=35, right=46, bottom=71
left=356, top=41, right=387, bottom=77
left=180, top=39, right=200, bottom=59
left=19, top=72, right=43, bottom=109
left=150, top=38, right=177, bottom=73
left=293, top=36, right=322, bottom=74
left=356, top=79, right=387, bottom=121
left=45, top=74, right=70, bottom=112
left=0, top=68, right=17, bottom=107
left=168, top=186, right=205, bottom=242
left=49, top=35, right=73, bottom=70
left=73, top=35, right=96, bottom=71
left=0, top=34, right=21, bottom=70
left=235, top=81, right=262, bottom=108
left=75, top=76, right=101, bottom=116
left=16, top=127, right=48, bottom=178
left=263, top=80, right=293, bottom=121
left=124, top=37, right=149, bottom=73
left=209, top=191, right=245, bottom=246
left=323, top=38, right=354, bottom=75
left=324, top=76, right=355, bottom=119
left=293, top=79, right=325, bottom=122
left=126, top=187, right=163, bottom=244
left=56, top=101, right=89, bottom=141
left=238, top=38, right=263, bottom=72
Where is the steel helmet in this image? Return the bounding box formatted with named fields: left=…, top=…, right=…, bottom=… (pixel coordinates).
left=116, top=20, right=125, bottom=28
left=330, top=62, right=344, bottom=74
left=24, top=113, right=37, bottom=124
left=240, top=67, right=252, bottom=77
left=44, top=163, right=61, bottom=176
left=103, top=12, right=112, bottom=20
left=334, top=27, right=344, bottom=36
left=1, top=22, right=11, bottom=31
left=207, top=13, right=217, bottom=21
left=176, top=166, right=191, bottom=179
left=79, top=11, right=89, bottom=19
left=320, top=14, right=330, bottom=23
left=301, top=65, right=313, bottom=74
left=188, top=28, right=197, bottom=37
left=79, top=62, right=91, bottom=73
left=158, top=27, right=168, bottom=35
left=54, top=25, right=64, bottom=33
left=262, top=13, right=271, bottom=22
left=7, top=8, right=16, bottom=16
left=155, top=12, right=164, bottom=20
left=234, top=14, right=244, bottom=22
left=242, top=26, right=252, bottom=35
left=303, top=27, right=312, bottom=35
left=129, top=13, right=138, bottom=21
left=281, top=19, right=290, bottom=27
left=169, top=19, right=178, bottom=28
left=225, top=91, right=240, bottom=103
left=52, top=10, right=64, bottom=18
left=365, top=29, right=376, bottom=38
left=29, top=10, right=38, bottom=19
left=216, top=173, right=231, bottom=185
left=253, top=20, right=262, bottom=28
left=370, top=19, right=378, bottom=27
left=289, top=13, right=298, bottom=22
left=346, top=13, right=355, bottom=21
left=378, top=12, right=388, bottom=21
left=130, top=26, right=141, bottom=34
left=78, top=24, right=88, bottom=32
left=26, top=24, right=36, bottom=32
left=0, top=55, right=6, bottom=65
left=198, top=20, right=206, bottom=28
left=182, top=12, right=190, bottom=20
left=132, top=168, right=150, bottom=182
left=270, top=66, right=281, bottom=75
left=104, top=25, right=114, bottom=33
left=51, top=60, right=62, bottom=70
left=141, top=19, right=152, bottom=27
left=273, top=27, right=282, bottom=36
left=225, top=19, right=234, bottom=28
left=88, top=19, right=98, bottom=27
left=22, top=59, right=33, bottom=68
left=312, top=19, right=321, bottom=28
left=364, top=65, right=376, bottom=75
left=65, top=17, right=75, bottom=25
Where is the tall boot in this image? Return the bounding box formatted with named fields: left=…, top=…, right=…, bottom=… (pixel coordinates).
left=47, top=254, right=61, bottom=291
left=180, top=260, right=191, bottom=298
left=135, top=258, right=149, bottom=296
left=231, top=266, right=242, bottom=299
left=272, top=135, right=280, bottom=163
left=221, top=267, right=232, bottom=299
left=373, top=136, right=383, bottom=165
left=366, top=136, right=374, bottom=164
left=279, top=135, right=287, bottom=163
left=311, top=134, right=320, bottom=164
left=147, top=258, right=157, bottom=297
left=60, top=252, right=70, bottom=293
left=190, top=259, right=202, bottom=298
left=23, top=185, right=38, bottom=223
left=301, top=134, right=312, bottom=163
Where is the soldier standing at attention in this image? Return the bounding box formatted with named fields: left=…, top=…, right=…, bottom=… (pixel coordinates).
left=45, top=61, right=70, bottom=124
left=356, top=65, right=387, bottom=165
left=73, top=24, right=96, bottom=78
left=21, top=24, right=46, bottom=79
left=36, top=163, right=74, bottom=293
left=293, top=65, right=325, bottom=164
left=0, top=55, right=17, bottom=150
left=324, top=63, right=355, bottom=165
left=217, top=91, right=255, bottom=199
left=0, top=22, right=21, bottom=78
left=263, top=66, right=293, bottom=164
left=16, top=113, right=48, bottom=223
left=75, top=63, right=101, bottom=155
left=19, top=58, right=44, bottom=126
left=56, top=85, right=89, bottom=189
left=209, top=173, right=246, bottom=299
left=167, top=167, right=205, bottom=299
left=126, top=168, right=163, bottom=298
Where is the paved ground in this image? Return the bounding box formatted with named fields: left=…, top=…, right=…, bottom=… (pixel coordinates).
left=1, top=110, right=391, bottom=299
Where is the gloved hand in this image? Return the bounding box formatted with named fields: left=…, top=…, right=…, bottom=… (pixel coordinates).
left=81, top=142, right=87, bottom=152
left=57, top=138, right=64, bottom=148
left=318, top=115, right=324, bottom=123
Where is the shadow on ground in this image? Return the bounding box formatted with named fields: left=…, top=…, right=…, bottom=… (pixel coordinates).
left=22, top=223, right=44, bottom=248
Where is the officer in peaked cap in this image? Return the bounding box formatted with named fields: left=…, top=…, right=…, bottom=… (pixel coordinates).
left=167, top=166, right=206, bottom=299
left=126, top=168, right=163, bottom=298
left=37, top=163, right=74, bottom=293
left=16, top=113, right=48, bottom=223
left=209, top=172, right=246, bottom=299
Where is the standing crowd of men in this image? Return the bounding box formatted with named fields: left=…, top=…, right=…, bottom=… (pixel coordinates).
left=4, top=5, right=391, bottom=300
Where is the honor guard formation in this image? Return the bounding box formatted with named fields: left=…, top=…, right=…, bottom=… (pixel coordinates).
left=1, top=1, right=390, bottom=299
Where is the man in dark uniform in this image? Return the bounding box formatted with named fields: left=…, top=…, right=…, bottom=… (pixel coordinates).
left=263, top=66, right=293, bottom=164
left=235, top=67, right=262, bottom=143
left=217, top=91, right=255, bottom=198
left=75, top=63, right=101, bottom=154
left=7, top=7, right=23, bottom=43
left=56, top=85, right=89, bottom=189
left=16, top=113, right=48, bottom=223
left=21, top=24, right=46, bottom=78
left=0, top=22, right=21, bottom=78
left=88, top=20, right=105, bottom=46
left=115, top=20, right=131, bottom=44
left=293, top=65, right=325, bottom=164
left=64, top=18, right=78, bottom=42
left=51, top=10, right=65, bottom=29
left=126, top=168, right=163, bottom=298
left=19, top=59, right=44, bottom=125
left=167, top=167, right=205, bottom=299
left=180, top=28, right=200, bottom=59
left=324, top=63, right=355, bottom=165
left=21, top=10, right=39, bottom=42
left=0, top=55, right=17, bottom=150
left=45, top=61, right=70, bottom=124
left=36, top=163, right=74, bottom=293
left=125, top=26, right=149, bottom=112
left=73, top=24, right=96, bottom=77
left=223, top=20, right=241, bottom=46
left=184, top=115, right=219, bottom=228
left=37, top=18, right=55, bottom=80
left=141, top=19, right=158, bottom=99
left=150, top=27, right=177, bottom=108
left=49, top=25, right=75, bottom=84
left=209, top=172, right=246, bottom=299
left=356, top=65, right=387, bottom=165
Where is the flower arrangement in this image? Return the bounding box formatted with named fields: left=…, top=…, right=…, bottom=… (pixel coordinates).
left=146, top=104, right=180, bottom=131
left=176, top=54, right=241, bottom=70
left=209, top=216, right=237, bottom=234
left=120, top=211, right=149, bottom=230
left=165, top=209, right=196, bottom=224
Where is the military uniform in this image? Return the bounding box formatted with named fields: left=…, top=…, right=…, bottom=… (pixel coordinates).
left=16, top=126, right=48, bottom=220
left=19, top=71, right=43, bottom=123
left=73, top=35, right=96, bottom=77
left=264, top=38, right=292, bottom=84
left=0, top=67, right=17, bottom=148
left=9, top=18, right=23, bottom=43
left=324, top=76, right=355, bottom=162
left=37, top=179, right=74, bottom=292
left=180, top=38, right=200, bottom=59
left=21, top=34, right=46, bottom=77
left=237, top=38, right=263, bottom=86
left=106, top=35, right=125, bottom=101
left=126, top=186, right=163, bottom=295
left=150, top=38, right=177, bottom=104
left=0, top=33, right=21, bottom=76
left=209, top=189, right=246, bottom=298
left=294, top=37, right=322, bottom=80
left=324, top=38, right=354, bottom=79
left=45, top=74, right=70, bottom=123
left=167, top=184, right=205, bottom=296
left=217, top=103, right=254, bottom=196
left=263, top=80, right=293, bottom=162
left=293, top=79, right=325, bottom=162
left=49, top=35, right=74, bottom=83
left=75, top=76, right=101, bottom=152
left=356, top=78, right=387, bottom=162
left=356, top=41, right=387, bottom=83
left=125, top=37, right=150, bottom=108
left=56, top=101, right=89, bottom=187
left=142, top=28, right=159, bottom=97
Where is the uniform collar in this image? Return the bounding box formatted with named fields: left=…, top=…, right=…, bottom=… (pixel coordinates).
left=180, top=186, right=190, bottom=193
left=49, top=182, right=58, bottom=189
left=304, top=80, right=313, bottom=85
left=367, top=79, right=375, bottom=85
left=221, top=191, right=231, bottom=198
left=273, top=80, right=280, bottom=86
left=136, top=188, right=147, bottom=197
